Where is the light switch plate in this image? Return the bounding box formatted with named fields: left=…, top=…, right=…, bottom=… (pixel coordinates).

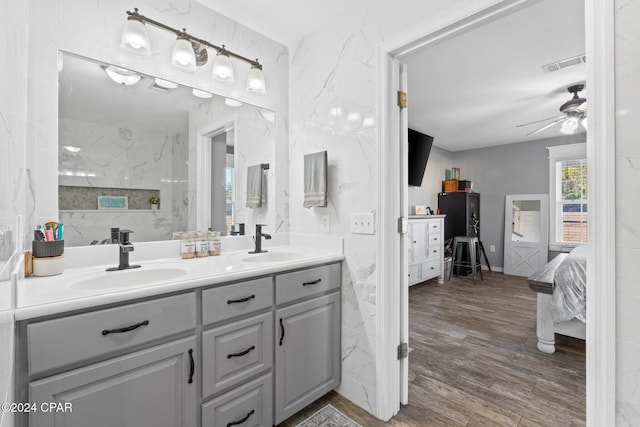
left=351, top=212, right=375, bottom=234
left=320, top=213, right=330, bottom=233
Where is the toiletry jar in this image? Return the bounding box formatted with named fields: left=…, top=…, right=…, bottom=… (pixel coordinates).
left=32, top=255, right=65, bottom=277
left=32, top=240, right=64, bottom=258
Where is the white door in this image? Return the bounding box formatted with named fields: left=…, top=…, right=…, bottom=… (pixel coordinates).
left=503, top=194, right=549, bottom=277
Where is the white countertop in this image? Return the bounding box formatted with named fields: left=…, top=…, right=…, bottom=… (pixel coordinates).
left=16, top=234, right=344, bottom=321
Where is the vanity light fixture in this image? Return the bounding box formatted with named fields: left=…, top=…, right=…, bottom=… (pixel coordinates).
left=104, top=66, right=142, bottom=85
left=121, top=8, right=267, bottom=94
left=225, top=98, right=244, bottom=107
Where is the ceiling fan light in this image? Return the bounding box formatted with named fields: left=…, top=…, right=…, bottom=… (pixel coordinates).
left=212, top=50, right=234, bottom=83
left=104, top=66, right=142, bottom=85
left=121, top=16, right=151, bottom=56
left=246, top=64, right=266, bottom=95
left=171, top=35, right=196, bottom=72
left=581, top=117, right=588, bottom=130
left=560, top=117, right=579, bottom=134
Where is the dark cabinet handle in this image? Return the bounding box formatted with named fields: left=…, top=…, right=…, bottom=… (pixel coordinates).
left=227, top=295, right=256, bottom=304
left=279, top=318, right=285, bottom=346
left=101, top=320, right=149, bottom=336
left=188, top=349, right=195, bottom=384
left=227, top=345, right=255, bottom=359
left=227, top=409, right=255, bottom=427
left=302, top=278, right=322, bottom=286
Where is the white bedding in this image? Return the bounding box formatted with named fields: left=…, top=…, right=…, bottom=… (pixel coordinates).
left=551, top=244, right=587, bottom=323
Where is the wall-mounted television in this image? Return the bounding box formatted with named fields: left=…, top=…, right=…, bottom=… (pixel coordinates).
left=408, top=128, right=434, bottom=186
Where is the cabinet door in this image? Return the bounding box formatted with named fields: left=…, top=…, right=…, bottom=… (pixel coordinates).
left=274, top=293, right=340, bottom=424
left=410, top=222, right=429, bottom=263
left=30, top=337, right=197, bottom=427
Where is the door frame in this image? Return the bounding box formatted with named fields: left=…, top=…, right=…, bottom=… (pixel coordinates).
left=375, top=0, right=616, bottom=424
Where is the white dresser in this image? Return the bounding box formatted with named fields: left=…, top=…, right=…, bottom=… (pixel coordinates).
left=408, top=215, right=446, bottom=286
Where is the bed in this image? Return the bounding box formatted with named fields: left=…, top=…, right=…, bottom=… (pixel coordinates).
left=527, top=245, right=587, bottom=354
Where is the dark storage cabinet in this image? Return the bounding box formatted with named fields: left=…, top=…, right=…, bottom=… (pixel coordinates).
left=438, top=192, right=480, bottom=240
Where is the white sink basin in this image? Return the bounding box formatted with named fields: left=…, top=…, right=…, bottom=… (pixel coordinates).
left=68, top=264, right=192, bottom=290
left=241, top=252, right=303, bottom=263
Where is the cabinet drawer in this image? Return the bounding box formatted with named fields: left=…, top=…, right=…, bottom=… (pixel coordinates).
left=427, top=220, right=441, bottom=232
left=427, top=245, right=442, bottom=258
left=28, top=293, right=196, bottom=375
left=420, top=259, right=441, bottom=280
left=275, top=263, right=340, bottom=305
left=202, top=277, right=273, bottom=326
left=202, top=373, right=273, bottom=427
left=202, top=312, right=273, bottom=399
left=428, top=234, right=442, bottom=245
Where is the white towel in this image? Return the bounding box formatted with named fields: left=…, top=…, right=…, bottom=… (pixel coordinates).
left=303, top=151, right=327, bottom=208
left=246, top=165, right=265, bottom=208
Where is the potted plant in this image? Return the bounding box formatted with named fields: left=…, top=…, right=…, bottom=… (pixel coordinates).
left=148, top=195, right=160, bottom=210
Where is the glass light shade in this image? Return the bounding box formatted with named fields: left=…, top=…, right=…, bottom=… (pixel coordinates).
left=581, top=117, right=588, bottom=130
left=121, top=18, right=151, bottom=56
left=154, top=78, right=178, bottom=89
left=212, top=53, right=234, bottom=83
left=171, top=37, right=196, bottom=72
left=225, top=98, right=243, bottom=107
left=246, top=66, right=266, bottom=94
left=104, top=66, right=141, bottom=85
left=192, top=88, right=213, bottom=99
left=560, top=117, right=579, bottom=134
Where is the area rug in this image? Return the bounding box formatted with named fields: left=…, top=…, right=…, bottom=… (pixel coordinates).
left=296, top=404, right=362, bottom=427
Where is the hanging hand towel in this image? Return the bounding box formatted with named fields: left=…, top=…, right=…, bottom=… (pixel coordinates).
left=246, top=164, right=264, bottom=208
left=303, top=151, right=328, bottom=208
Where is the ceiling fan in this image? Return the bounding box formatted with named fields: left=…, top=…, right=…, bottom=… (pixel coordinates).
left=517, top=84, right=587, bottom=136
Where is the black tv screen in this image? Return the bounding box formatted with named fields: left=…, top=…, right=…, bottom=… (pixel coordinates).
left=408, top=129, right=434, bottom=186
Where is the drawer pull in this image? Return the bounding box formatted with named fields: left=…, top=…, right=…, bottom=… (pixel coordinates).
left=227, top=409, right=255, bottom=427
left=302, top=278, right=322, bottom=286
left=227, top=345, right=256, bottom=359
left=101, top=320, right=149, bottom=336
left=279, top=318, right=285, bottom=346
left=227, top=295, right=256, bottom=304
left=188, top=349, right=195, bottom=384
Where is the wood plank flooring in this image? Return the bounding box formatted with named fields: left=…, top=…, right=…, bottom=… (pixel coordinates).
left=278, top=271, right=585, bottom=427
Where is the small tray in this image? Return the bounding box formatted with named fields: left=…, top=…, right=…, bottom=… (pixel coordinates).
left=32, top=240, right=64, bottom=258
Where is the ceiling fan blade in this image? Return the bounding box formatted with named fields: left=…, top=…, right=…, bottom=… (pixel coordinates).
left=516, top=115, right=564, bottom=127
left=527, top=118, right=564, bottom=136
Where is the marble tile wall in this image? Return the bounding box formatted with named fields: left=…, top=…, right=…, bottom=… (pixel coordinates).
left=288, top=0, right=471, bottom=415
left=615, top=0, right=640, bottom=424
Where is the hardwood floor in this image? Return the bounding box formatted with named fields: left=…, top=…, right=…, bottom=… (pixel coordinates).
left=278, top=271, right=585, bottom=426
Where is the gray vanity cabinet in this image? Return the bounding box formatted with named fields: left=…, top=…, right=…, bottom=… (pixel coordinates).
left=274, top=264, right=341, bottom=424
left=29, top=336, right=197, bottom=427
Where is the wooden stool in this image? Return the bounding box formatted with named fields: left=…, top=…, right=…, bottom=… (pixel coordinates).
left=451, top=236, right=483, bottom=284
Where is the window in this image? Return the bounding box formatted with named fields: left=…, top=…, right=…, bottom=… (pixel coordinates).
left=548, top=143, right=587, bottom=248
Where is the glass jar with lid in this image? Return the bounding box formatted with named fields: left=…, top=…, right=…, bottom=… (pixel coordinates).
left=180, top=232, right=196, bottom=259
left=208, top=231, right=221, bottom=256
left=195, top=231, right=209, bottom=257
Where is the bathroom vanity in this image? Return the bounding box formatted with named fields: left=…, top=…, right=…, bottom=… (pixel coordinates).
left=14, top=240, right=343, bottom=427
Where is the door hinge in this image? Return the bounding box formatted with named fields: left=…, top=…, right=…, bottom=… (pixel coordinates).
left=397, top=91, right=407, bottom=109
left=398, top=217, right=408, bottom=234
left=397, top=342, right=408, bottom=360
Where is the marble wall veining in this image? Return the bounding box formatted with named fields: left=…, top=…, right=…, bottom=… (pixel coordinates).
left=615, top=0, right=640, bottom=424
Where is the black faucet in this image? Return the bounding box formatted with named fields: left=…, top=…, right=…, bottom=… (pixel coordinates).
left=249, top=224, right=271, bottom=254
left=106, top=229, right=141, bottom=271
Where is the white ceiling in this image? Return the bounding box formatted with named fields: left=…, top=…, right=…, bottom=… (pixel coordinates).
left=196, top=0, right=586, bottom=152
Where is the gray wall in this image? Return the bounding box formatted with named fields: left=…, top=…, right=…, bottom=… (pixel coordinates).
left=410, top=133, right=585, bottom=269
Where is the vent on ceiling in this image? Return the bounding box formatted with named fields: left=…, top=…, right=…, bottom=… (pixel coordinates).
left=541, top=54, right=586, bottom=73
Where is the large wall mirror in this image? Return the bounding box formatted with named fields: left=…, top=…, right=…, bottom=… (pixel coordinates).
left=58, top=52, right=276, bottom=247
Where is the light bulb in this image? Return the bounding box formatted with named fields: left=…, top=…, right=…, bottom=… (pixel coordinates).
left=246, top=64, right=266, bottom=94
left=560, top=117, right=579, bottom=134
left=212, top=50, right=234, bottom=83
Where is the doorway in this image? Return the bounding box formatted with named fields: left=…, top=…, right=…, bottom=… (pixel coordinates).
left=377, top=0, right=616, bottom=424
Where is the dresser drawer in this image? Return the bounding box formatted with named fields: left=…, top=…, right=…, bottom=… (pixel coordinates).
left=427, top=245, right=442, bottom=258
left=420, top=259, right=441, bottom=280
left=202, top=277, right=273, bottom=326
left=426, top=220, right=441, bottom=233
left=275, top=263, right=340, bottom=305
left=28, top=293, right=196, bottom=375
left=202, top=373, right=273, bottom=427
left=428, top=233, right=442, bottom=245
left=202, top=312, right=273, bottom=399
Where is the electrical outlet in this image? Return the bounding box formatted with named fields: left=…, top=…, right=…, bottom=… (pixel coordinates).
left=490, top=245, right=496, bottom=252
left=350, top=212, right=375, bottom=234
left=320, top=213, right=330, bottom=233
